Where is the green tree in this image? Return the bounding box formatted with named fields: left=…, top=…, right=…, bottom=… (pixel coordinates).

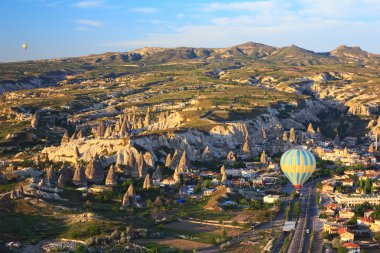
left=220, top=226, right=227, bottom=239
left=347, top=216, right=357, bottom=226
left=203, top=180, right=212, bottom=189
left=374, top=231, right=380, bottom=242
left=337, top=246, right=348, bottom=253
left=364, top=178, right=371, bottom=194
left=315, top=192, right=320, bottom=205
left=74, top=244, right=88, bottom=253
left=332, top=236, right=341, bottom=249
left=293, top=201, right=301, bottom=218
left=88, top=222, right=99, bottom=236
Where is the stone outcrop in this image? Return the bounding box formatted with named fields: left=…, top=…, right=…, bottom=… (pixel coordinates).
left=173, top=168, right=180, bottom=183
left=176, top=150, right=189, bottom=173
left=105, top=165, right=117, bottom=186
left=201, top=146, right=213, bottom=161
left=369, top=143, right=374, bottom=153
left=165, top=153, right=172, bottom=167
left=334, top=134, right=341, bottom=146
left=260, top=151, right=267, bottom=164
left=31, top=111, right=39, bottom=128
left=289, top=128, right=296, bottom=142
left=61, top=131, right=69, bottom=145
left=85, top=154, right=104, bottom=183
left=57, top=174, right=65, bottom=188
left=143, top=174, right=152, bottom=190
left=58, top=163, right=72, bottom=184
left=226, top=151, right=236, bottom=163
left=122, top=184, right=135, bottom=207
left=307, top=123, right=315, bottom=134
left=242, top=139, right=251, bottom=156
left=170, top=150, right=180, bottom=170
left=153, top=166, right=162, bottom=182
left=73, top=164, right=87, bottom=186
left=220, top=165, right=227, bottom=185
left=46, top=166, right=57, bottom=185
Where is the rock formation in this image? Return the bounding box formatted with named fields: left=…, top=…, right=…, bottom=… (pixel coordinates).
left=176, top=150, right=189, bottom=173
left=369, top=143, right=374, bottom=153
left=334, top=134, right=341, bottom=146
left=126, top=184, right=135, bottom=197
left=85, top=154, right=104, bottom=183
left=282, top=132, right=288, bottom=141
left=10, top=187, right=24, bottom=199
left=73, top=164, right=87, bottom=186
left=220, top=165, right=227, bottom=185
left=307, top=123, right=315, bottom=134
left=261, top=127, right=267, bottom=140
left=260, top=151, right=267, bottom=164
left=226, top=151, right=236, bottom=163
left=173, top=168, right=180, bottom=183
left=58, top=163, right=72, bottom=184
left=165, top=153, right=172, bottom=167
left=289, top=128, right=296, bottom=142
left=46, top=166, right=57, bottom=185
left=143, top=174, right=152, bottom=190
left=31, top=111, right=39, bottom=128
left=77, top=129, right=84, bottom=139
left=57, top=174, right=65, bottom=188
left=153, top=166, right=163, bottom=182
left=105, top=165, right=117, bottom=186
left=154, top=196, right=163, bottom=206
left=242, top=139, right=251, bottom=156
left=201, top=146, right=213, bottom=161
left=170, top=150, right=180, bottom=170
left=144, top=109, right=151, bottom=126
left=74, top=146, right=81, bottom=161
left=61, top=131, right=69, bottom=145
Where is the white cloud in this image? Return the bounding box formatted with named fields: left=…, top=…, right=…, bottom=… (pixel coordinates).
left=203, top=1, right=278, bottom=12
left=103, top=0, right=380, bottom=53
left=76, top=19, right=103, bottom=30
left=72, top=0, right=103, bottom=8
left=129, top=7, right=158, bottom=14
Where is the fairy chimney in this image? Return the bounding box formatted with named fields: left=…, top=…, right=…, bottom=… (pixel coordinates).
left=85, top=154, right=104, bottom=183
left=105, top=165, right=117, bottom=186
left=260, top=151, right=267, bottom=164
left=143, top=174, right=152, bottom=190
left=61, top=131, right=69, bottom=145
left=72, top=164, right=87, bottom=186
left=46, top=166, right=57, bottom=185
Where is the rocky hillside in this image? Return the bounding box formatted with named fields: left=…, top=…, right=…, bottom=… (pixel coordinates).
left=0, top=42, right=379, bottom=156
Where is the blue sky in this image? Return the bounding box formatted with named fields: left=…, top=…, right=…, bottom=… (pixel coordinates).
left=1, top=0, right=380, bottom=62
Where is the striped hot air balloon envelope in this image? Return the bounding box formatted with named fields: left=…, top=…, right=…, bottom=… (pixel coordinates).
left=280, top=148, right=316, bottom=190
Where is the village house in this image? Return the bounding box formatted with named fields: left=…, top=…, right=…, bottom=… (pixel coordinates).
left=343, top=242, right=360, bottom=253
left=335, top=194, right=380, bottom=206
left=338, top=228, right=355, bottom=242
left=370, top=220, right=380, bottom=232
left=263, top=194, right=280, bottom=204
left=203, top=188, right=216, bottom=196
left=322, top=183, right=334, bottom=193
left=341, top=179, right=354, bottom=187
left=323, top=221, right=341, bottom=234
left=339, top=209, right=355, bottom=219
left=324, top=208, right=335, bottom=217
left=357, top=217, right=373, bottom=227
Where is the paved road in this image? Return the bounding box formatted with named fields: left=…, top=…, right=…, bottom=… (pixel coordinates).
left=287, top=182, right=323, bottom=253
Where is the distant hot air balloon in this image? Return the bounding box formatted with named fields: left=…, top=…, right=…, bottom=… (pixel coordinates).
left=22, top=43, right=28, bottom=50
left=280, top=148, right=316, bottom=190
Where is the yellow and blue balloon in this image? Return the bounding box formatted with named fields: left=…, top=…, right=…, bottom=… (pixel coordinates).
left=280, top=148, right=316, bottom=190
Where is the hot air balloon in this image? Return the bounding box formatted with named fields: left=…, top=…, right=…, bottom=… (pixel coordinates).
left=280, top=148, right=316, bottom=190
left=22, top=43, right=28, bottom=50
